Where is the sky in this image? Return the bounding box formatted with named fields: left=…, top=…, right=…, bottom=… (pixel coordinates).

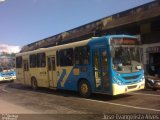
left=0, top=0, right=154, bottom=49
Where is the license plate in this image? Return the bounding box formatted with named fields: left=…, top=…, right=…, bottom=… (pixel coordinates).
left=5, top=77, right=11, bottom=80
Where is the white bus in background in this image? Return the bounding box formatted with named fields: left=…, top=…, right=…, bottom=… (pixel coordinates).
left=0, top=67, right=16, bottom=82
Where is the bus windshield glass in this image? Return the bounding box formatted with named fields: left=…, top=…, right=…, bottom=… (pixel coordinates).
left=111, top=38, right=143, bottom=73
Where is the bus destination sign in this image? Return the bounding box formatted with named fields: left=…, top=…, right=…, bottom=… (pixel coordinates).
left=111, top=38, right=139, bottom=45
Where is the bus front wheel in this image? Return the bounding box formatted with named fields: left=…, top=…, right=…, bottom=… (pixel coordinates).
left=78, top=80, right=91, bottom=98
left=31, top=77, right=38, bottom=90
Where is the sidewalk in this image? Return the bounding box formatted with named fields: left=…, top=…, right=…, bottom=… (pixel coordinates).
left=0, top=99, right=36, bottom=114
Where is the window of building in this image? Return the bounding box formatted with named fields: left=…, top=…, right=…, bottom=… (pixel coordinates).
left=16, top=56, right=22, bottom=68
left=37, top=53, right=46, bottom=67
left=29, top=54, right=37, bottom=68
left=75, top=45, right=90, bottom=65
left=59, top=48, right=73, bottom=66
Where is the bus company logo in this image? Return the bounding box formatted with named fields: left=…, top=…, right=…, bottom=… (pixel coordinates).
left=2, top=114, right=18, bottom=120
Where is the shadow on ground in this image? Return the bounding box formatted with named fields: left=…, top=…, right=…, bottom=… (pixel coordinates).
left=7, top=82, right=132, bottom=102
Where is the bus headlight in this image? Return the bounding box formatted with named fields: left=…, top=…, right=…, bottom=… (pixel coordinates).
left=139, top=76, right=145, bottom=82
left=113, top=77, right=123, bottom=85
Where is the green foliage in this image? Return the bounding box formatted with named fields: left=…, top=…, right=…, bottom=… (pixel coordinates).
left=0, top=52, right=16, bottom=57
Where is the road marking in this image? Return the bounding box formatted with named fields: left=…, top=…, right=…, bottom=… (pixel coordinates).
left=131, top=92, right=160, bottom=97
left=83, top=99, right=160, bottom=112
left=2, top=87, right=9, bottom=93
left=0, top=85, right=9, bottom=93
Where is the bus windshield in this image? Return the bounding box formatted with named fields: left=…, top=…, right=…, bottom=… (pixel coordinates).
left=111, top=38, right=143, bottom=73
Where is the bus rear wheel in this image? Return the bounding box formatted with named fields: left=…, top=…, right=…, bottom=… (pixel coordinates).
left=78, top=80, right=91, bottom=98
left=31, top=77, right=38, bottom=90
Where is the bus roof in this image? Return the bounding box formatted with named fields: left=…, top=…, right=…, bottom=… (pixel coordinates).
left=16, top=37, right=92, bottom=56
left=16, top=35, right=137, bottom=56
left=106, top=34, right=137, bottom=39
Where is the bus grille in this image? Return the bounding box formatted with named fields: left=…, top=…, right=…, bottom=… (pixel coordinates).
left=5, top=77, right=11, bottom=80
left=123, top=75, right=140, bottom=80
left=127, top=85, right=137, bottom=89
left=2, top=73, right=13, bottom=77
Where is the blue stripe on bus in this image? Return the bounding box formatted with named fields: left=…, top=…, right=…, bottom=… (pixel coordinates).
left=57, top=69, right=66, bottom=87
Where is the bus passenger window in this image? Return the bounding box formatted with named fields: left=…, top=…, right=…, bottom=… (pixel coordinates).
left=16, top=56, right=22, bottom=68
left=37, top=53, right=46, bottom=67
left=75, top=46, right=90, bottom=65
left=59, top=48, right=73, bottom=66
left=29, top=54, right=37, bottom=68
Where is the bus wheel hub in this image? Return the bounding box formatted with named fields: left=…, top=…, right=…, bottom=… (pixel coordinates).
left=81, top=84, right=88, bottom=94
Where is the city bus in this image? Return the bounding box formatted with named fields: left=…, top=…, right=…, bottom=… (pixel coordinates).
left=16, top=35, right=145, bottom=97
left=0, top=67, right=16, bottom=82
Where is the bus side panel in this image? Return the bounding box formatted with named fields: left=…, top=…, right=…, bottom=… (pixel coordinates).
left=30, top=67, right=49, bottom=87
left=56, top=66, right=94, bottom=92
left=16, top=68, right=25, bottom=84
left=56, top=66, right=74, bottom=90
left=23, top=70, right=31, bottom=85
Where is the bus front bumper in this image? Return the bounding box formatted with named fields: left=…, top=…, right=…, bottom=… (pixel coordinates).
left=0, top=76, right=16, bottom=81
left=112, top=81, right=145, bottom=95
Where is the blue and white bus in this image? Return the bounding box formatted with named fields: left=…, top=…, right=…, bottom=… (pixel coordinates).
left=16, top=35, right=145, bottom=97
left=0, top=67, right=16, bottom=82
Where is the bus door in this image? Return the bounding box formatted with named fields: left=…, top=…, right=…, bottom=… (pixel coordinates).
left=23, top=60, right=30, bottom=84
left=48, top=56, right=57, bottom=88
left=93, top=48, right=110, bottom=92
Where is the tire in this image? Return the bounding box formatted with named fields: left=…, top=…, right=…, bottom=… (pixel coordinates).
left=78, top=80, right=91, bottom=98
left=10, top=80, right=14, bottom=82
left=31, top=77, right=38, bottom=90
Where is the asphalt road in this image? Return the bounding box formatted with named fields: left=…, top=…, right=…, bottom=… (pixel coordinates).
left=0, top=82, right=160, bottom=120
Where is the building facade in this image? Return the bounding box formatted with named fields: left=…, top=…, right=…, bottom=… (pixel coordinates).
left=0, top=56, right=15, bottom=68
left=20, top=1, right=160, bottom=76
